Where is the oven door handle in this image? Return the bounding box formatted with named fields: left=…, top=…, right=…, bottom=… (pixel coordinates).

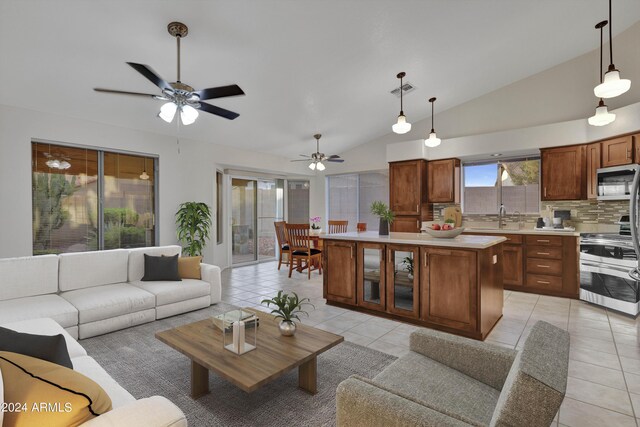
left=581, top=262, right=639, bottom=278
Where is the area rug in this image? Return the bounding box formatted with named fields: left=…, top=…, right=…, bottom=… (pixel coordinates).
left=81, top=303, right=397, bottom=427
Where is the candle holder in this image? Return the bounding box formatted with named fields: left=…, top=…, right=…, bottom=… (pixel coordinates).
left=222, top=309, right=257, bottom=355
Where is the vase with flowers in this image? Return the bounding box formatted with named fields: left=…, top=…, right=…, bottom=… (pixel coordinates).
left=310, top=216, right=322, bottom=235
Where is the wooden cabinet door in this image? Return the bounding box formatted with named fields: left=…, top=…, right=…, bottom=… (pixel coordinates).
left=390, top=216, right=421, bottom=233
left=428, top=159, right=459, bottom=203
left=634, top=134, right=640, bottom=164
left=586, top=143, right=601, bottom=199
left=389, top=160, right=421, bottom=215
left=323, top=241, right=356, bottom=305
left=385, top=244, right=420, bottom=318
left=503, top=245, right=523, bottom=286
left=541, top=145, right=586, bottom=200
left=357, top=242, right=386, bottom=311
left=420, top=248, right=477, bottom=331
left=602, top=136, right=633, bottom=167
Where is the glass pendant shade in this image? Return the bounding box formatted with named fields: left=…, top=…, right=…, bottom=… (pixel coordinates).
left=392, top=114, right=411, bottom=134
left=308, top=162, right=316, bottom=171
left=594, top=69, right=631, bottom=98
left=159, top=102, right=178, bottom=123
left=180, top=105, right=199, bottom=125
left=588, top=101, right=616, bottom=126
left=316, top=162, right=326, bottom=171
left=424, top=131, right=441, bottom=147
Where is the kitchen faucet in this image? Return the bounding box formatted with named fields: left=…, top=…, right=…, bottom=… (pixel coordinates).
left=498, top=204, right=507, bottom=229
left=513, top=211, right=523, bottom=230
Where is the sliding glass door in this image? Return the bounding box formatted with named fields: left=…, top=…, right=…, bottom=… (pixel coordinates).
left=231, top=177, right=284, bottom=265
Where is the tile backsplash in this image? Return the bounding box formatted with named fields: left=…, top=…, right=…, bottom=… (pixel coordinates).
left=433, top=200, right=629, bottom=226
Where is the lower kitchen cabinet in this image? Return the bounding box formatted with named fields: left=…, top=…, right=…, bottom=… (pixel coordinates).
left=356, top=242, right=386, bottom=311
left=386, top=244, right=420, bottom=319
left=323, top=237, right=504, bottom=340
left=503, top=244, right=524, bottom=286
left=323, top=240, right=356, bottom=305
left=420, top=248, right=477, bottom=332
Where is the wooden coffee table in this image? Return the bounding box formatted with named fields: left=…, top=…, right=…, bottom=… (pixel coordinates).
left=155, top=309, right=343, bottom=398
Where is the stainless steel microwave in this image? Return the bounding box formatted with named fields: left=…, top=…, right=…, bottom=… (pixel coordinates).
left=597, top=164, right=640, bottom=201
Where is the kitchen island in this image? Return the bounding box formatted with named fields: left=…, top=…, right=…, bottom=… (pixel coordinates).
left=322, top=231, right=506, bottom=340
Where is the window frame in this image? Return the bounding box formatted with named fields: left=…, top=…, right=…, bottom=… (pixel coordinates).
left=462, top=156, right=540, bottom=215
left=31, top=139, right=159, bottom=253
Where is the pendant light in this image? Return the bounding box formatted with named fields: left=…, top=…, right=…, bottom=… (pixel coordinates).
left=392, top=72, right=411, bottom=134
left=424, top=97, right=441, bottom=147
left=593, top=0, right=631, bottom=98
left=589, top=20, right=616, bottom=127
left=140, top=157, right=150, bottom=180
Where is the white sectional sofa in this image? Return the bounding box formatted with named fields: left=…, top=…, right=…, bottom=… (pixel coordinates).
left=1, top=317, right=187, bottom=426
left=0, top=245, right=222, bottom=339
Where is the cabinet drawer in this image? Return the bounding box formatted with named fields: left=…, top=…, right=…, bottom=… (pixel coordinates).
left=526, top=274, right=563, bottom=291
left=525, top=235, right=562, bottom=246
left=526, top=258, right=562, bottom=275
left=526, top=246, right=563, bottom=259
left=502, top=234, right=523, bottom=244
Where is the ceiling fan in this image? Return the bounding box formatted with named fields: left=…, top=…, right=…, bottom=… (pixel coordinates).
left=94, top=21, right=244, bottom=125
left=291, top=134, right=344, bottom=171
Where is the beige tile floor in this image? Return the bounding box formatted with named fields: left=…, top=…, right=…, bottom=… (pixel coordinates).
left=221, top=261, right=640, bottom=427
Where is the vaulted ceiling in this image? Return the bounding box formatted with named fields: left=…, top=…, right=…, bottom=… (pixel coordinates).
left=1, top=0, right=638, bottom=159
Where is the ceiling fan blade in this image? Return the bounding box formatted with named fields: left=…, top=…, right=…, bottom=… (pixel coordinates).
left=290, top=159, right=312, bottom=162
left=195, top=84, right=245, bottom=100
left=94, top=88, right=159, bottom=98
left=327, top=155, right=342, bottom=159
left=126, top=62, right=172, bottom=91
left=197, top=102, right=240, bottom=120
left=327, top=158, right=345, bottom=163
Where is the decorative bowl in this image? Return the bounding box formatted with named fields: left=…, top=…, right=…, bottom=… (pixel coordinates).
left=424, top=227, right=465, bottom=238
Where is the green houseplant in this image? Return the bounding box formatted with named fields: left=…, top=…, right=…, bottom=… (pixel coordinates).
left=402, top=255, right=414, bottom=279
left=370, top=201, right=395, bottom=236
left=261, top=291, right=315, bottom=336
left=175, top=202, right=212, bottom=257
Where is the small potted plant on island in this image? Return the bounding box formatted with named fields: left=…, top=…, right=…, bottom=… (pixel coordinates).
left=261, top=291, right=315, bottom=336
left=310, top=216, right=322, bottom=235
left=370, top=201, right=395, bottom=236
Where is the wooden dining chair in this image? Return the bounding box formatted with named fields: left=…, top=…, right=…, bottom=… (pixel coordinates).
left=357, top=222, right=367, bottom=232
left=328, top=220, right=348, bottom=234
left=274, top=221, right=290, bottom=270
left=285, top=223, right=322, bottom=279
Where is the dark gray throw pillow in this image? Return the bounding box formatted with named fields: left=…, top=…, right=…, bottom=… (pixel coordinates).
left=141, top=253, right=181, bottom=281
left=0, top=327, right=73, bottom=369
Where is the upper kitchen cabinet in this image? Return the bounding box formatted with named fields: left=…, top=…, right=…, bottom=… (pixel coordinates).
left=428, top=158, right=460, bottom=203
left=540, top=145, right=586, bottom=201
left=586, top=142, right=601, bottom=200
left=634, top=134, right=640, bottom=165
left=389, top=159, right=427, bottom=215
left=601, top=136, right=633, bottom=167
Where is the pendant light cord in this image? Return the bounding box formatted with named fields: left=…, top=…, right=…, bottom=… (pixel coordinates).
left=608, top=0, right=613, bottom=67
left=431, top=101, right=435, bottom=133
left=600, top=23, right=604, bottom=84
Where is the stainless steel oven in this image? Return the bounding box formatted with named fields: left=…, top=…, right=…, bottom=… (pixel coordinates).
left=580, top=233, right=640, bottom=316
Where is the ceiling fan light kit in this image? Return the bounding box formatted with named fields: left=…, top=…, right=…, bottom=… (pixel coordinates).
left=593, top=0, right=631, bottom=99
left=94, top=21, right=244, bottom=126
left=424, top=97, right=441, bottom=147
left=392, top=72, right=412, bottom=134
left=589, top=20, right=616, bottom=127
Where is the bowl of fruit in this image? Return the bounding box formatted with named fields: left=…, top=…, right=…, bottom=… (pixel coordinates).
left=424, top=221, right=464, bottom=238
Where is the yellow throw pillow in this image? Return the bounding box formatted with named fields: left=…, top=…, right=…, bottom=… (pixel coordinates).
left=0, top=351, right=112, bottom=427
left=178, top=256, right=202, bottom=279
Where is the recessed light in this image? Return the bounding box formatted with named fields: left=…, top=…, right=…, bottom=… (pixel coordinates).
left=491, top=153, right=502, bottom=157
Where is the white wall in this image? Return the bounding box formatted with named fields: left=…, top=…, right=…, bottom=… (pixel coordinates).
left=0, top=104, right=311, bottom=269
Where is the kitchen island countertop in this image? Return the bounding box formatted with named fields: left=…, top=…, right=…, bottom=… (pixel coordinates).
left=321, top=231, right=506, bottom=249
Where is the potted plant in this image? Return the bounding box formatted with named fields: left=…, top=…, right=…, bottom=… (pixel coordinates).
left=175, top=202, right=212, bottom=256
left=402, top=255, right=414, bottom=280
left=370, top=201, right=395, bottom=236
left=261, top=291, right=315, bottom=336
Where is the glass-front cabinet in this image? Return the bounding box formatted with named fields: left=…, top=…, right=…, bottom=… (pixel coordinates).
left=385, top=244, right=420, bottom=318
left=357, top=243, right=386, bottom=311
